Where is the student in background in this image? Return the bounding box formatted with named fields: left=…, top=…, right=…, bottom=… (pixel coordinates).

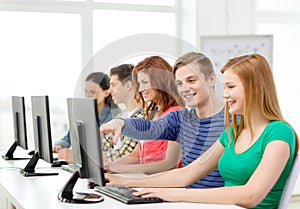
left=102, top=64, right=145, bottom=162
left=104, top=54, right=299, bottom=209
left=100, top=52, right=225, bottom=188
left=53, top=72, right=120, bottom=162
left=104, top=56, right=185, bottom=174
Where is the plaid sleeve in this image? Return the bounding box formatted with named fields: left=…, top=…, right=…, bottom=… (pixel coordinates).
left=104, top=109, right=145, bottom=162
left=106, top=136, right=138, bottom=162
left=101, top=133, right=114, bottom=151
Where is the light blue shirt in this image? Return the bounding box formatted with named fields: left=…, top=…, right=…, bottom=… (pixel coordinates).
left=54, top=104, right=120, bottom=148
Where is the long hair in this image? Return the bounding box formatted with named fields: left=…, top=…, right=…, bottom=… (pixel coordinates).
left=85, top=72, right=118, bottom=109
left=132, top=56, right=185, bottom=119
left=220, top=54, right=299, bottom=154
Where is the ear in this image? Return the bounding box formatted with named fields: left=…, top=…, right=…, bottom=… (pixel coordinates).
left=208, top=72, right=216, bottom=87
left=124, top=80, right=133, bottom=90
left=104, top=89, right=110, bottom=98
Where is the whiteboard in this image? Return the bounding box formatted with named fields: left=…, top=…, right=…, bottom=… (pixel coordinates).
left=200, top=35, right=273, bottom=101
left=200, top=35, right=273, bottom=72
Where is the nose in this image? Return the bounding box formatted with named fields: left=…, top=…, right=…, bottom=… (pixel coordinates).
left=138, top=84, right=145, bottom=92
left=178, top=82, right=190, bottom=92
left=84, top=91, right=93, bottom=98
left=85, top=94, right=92, bottom=98
left=108, top=87, right=113, bottom=94
left=223, top=89, right=229, bottom=99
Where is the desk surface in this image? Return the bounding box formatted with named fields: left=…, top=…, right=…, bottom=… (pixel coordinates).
left=0, top=150, right=243, bottom=209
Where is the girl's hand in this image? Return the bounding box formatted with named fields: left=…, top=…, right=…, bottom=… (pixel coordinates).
left=104, top=173, right=126, bottom=186
left=132, top=188, right=184, bottom=202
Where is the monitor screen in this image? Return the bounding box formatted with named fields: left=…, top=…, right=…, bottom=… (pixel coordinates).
left=2, top=96, right=30, bottom=160
left=31, top=95, right=54, bottom=164
left=12, top=96, right=28, bottom=150
left=67, top=98, right=105, bottom=186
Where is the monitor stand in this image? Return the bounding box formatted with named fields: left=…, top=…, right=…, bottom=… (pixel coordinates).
left=2, top=141, right=31, bottom=160
left=57, top=171, right=103, bottom=204
left=19, top=152, right=58, bottom=177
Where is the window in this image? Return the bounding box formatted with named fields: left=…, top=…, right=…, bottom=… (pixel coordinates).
left=93, top=10, right=175, bottom=54
left=0, top=1, right=178, bottom=150
left=0, top=11, right=81, bottom=149
left=256, top=0, right=300, bottom=134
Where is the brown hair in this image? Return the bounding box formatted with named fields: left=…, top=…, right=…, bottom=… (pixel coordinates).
left=132, top=56, right=185, bottom=119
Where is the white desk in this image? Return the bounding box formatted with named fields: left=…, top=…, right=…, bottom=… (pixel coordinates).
left=0, top=151, right=243, bottom=209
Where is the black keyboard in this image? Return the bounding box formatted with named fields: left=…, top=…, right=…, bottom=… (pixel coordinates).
left=94, top=185, right=163, bottom=204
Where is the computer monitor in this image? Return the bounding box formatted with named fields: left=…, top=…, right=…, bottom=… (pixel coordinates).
left=19, top=96, right=58, bottom=177
left=2, top=96, right=30, bottom=160
left=57, top=98, right=105, bottom=203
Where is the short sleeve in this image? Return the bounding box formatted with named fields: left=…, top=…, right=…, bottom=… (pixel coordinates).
left=263, top=121, right=296, bottom=151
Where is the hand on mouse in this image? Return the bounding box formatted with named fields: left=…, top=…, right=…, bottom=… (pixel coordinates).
left=58, top=148, right=73, bottom=163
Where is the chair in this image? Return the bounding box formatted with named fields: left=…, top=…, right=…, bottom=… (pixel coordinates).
left=278, top=154, right=300, bottom=209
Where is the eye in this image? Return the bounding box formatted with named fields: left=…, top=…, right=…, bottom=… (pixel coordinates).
left=223, top=84, right=235, bottom=90
left=187, top=78, right=196, bottom=84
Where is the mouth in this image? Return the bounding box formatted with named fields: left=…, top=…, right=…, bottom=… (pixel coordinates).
left=227, top=100, right=235, bottom=107
left=183, top=92, right=196, bottom=100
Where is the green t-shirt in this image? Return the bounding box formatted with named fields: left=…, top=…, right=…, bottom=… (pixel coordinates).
left=218, top=120, right=296, bottom=209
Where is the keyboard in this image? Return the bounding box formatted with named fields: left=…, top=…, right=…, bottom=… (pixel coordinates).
left=94, top=185, right=163, bottom=204
left=61, top=164, right=74, bottom=173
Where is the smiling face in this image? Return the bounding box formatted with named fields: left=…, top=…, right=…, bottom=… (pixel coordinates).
left=137, top=71, right=158, bottom=103
left=222, top=69, right=245, bottom=115
left=175, top=64, right=211, bottom=108
left=84, top=80, right=109, bottom=106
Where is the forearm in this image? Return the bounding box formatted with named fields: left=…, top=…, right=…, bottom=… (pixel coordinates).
left=124, top=159, right=178, bottom=174
left=109, top=148, right=140, bottom=167
left=54, top=131, right=71, bottom=148
left=178, top=185, right=258, bottom=208
left=121, top=167, right=190, bottom=188
left=54, top=139, right=70, bottom=148
left=122, top=117, right=177, bottom=141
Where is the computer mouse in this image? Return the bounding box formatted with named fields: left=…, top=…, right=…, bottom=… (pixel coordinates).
left=51, top=160, right=68, bottom=167
left=28, top=150, right=35, bottom=155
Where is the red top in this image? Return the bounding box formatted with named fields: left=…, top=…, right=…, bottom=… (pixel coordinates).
left=138, top=106, right=182, bottom=167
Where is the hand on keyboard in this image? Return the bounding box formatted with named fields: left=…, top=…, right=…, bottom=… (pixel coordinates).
left=94, top=185, right=163, bottom=204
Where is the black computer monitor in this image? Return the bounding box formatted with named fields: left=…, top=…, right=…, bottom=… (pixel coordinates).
left=19, top=96, right=58, bottom=177
left=2, top=96, right=30, bottom=160
left=57, top=98, right=105, bottom=203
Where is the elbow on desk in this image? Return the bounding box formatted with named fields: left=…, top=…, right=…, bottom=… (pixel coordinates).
left=235, top=191, right=264, bottom=208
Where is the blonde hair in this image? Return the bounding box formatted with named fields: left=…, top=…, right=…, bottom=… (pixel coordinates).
left=221, top=54, right=299, bottom=154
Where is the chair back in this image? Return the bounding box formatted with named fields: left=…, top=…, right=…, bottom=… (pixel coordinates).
left=278, top=154, right=300, bottom=209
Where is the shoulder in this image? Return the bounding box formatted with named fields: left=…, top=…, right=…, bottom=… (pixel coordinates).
left=132, top=109, right=146, bottom=118
left=266, top=120, right=294, bottom=137
left=162, top=105, right=182, bottom=115
left=263, top=120, right=296, bottom=148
